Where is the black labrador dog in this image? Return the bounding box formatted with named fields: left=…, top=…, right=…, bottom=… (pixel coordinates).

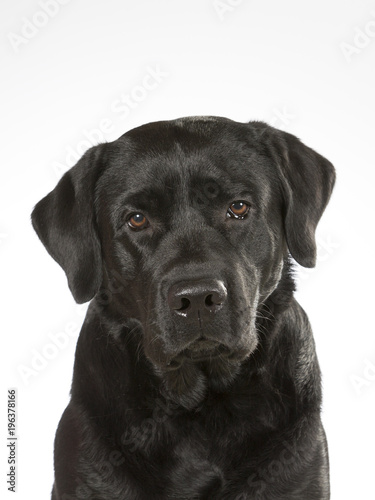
left=32, top=116, right=335, bottom=499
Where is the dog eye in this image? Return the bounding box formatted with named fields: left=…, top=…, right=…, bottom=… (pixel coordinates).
left=127, top=213, right=149, bottom=230
left=227, top=201, right=250, bottom=220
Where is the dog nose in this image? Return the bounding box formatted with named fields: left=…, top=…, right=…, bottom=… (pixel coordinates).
left=167, top=280, right=227, bottom=320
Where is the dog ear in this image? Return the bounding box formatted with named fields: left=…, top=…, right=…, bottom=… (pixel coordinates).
left=31, top=144, right=107, bottom=303
left=260, top=125, right=336, bottom=268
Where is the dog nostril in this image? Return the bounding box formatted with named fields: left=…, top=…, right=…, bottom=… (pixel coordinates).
left=205, top=294, right=215, bottom=307
left=177, top=297, right=191, bottom=311
left=205, top=290, right=225, bottom=310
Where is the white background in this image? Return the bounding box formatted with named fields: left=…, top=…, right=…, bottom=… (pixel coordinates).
left=1, top=0, right=375, bottom=498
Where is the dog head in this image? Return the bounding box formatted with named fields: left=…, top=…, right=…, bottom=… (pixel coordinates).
left=32, top=117, right=335, bottom=407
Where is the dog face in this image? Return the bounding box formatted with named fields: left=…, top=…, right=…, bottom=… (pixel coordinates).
left=96, top=118, right=286, bottom=366
left=32, top=117, right=335, bottom=406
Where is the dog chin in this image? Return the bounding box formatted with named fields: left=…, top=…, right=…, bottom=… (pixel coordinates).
left=144, top=327, right=258, bottom=410
left=154, top=351, right=249, bottom=411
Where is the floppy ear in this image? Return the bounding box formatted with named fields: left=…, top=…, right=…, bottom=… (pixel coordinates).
left=31, top=144, right=107, bottom=303
left=261, top=125, right=336, bottom=268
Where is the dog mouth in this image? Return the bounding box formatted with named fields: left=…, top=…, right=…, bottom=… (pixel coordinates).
left=167, top=339, right=232, bottom=368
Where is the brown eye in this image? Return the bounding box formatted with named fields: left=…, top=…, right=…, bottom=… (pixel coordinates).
left=127, top=213, right=149, bottom=230
left=227, top=201, right=250, bottom=219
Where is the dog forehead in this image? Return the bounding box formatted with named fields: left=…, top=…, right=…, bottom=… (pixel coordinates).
left=101, top=154, right=228, bottom=217
left=110, top=118, right=270, bottom=182
left=117, top=115, right=257, bottom=164
left=97, top=118, right=277, bottom=215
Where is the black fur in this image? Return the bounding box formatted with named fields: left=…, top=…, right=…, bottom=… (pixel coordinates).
left=32, top=117, right=335, bottom=499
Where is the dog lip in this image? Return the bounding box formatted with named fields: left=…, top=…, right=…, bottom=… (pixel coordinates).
left=165, top=358, right=183, bottom=370
left=172, top=338, right=231, bottom=363
left=186, top=338, right=219, bottom=351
